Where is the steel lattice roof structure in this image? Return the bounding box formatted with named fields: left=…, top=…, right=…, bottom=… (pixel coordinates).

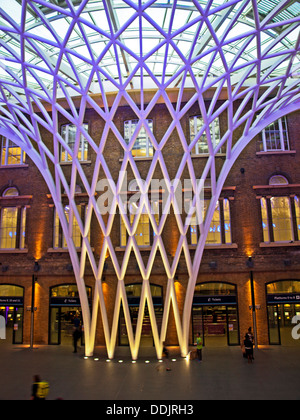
left=0, top=0, right=299, bottom=359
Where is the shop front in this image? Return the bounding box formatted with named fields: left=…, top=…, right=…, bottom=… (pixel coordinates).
left=49, top=284, right=92, bottom=346
left=267, top=280, right=300, bottom=346
left=119, top=284, right=163, bottom=347
left=0, top=285, right=24, bottom=344
left=192, top=282, right=240, bottom=347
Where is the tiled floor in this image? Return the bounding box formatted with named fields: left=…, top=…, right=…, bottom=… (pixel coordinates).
left=0, top=343, right=300, bottom=400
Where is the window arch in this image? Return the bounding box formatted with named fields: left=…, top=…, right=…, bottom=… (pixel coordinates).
left=266, top=280, right=300, bottom=295
left=194, top=282, right=237, bottom=296
left=2, top=187, right=19, bottom=197
left=269, top=175, right=289, bottom=185
left=0, top=284, right=24, bottom=297
left=50, top=284, right=92, bottom=299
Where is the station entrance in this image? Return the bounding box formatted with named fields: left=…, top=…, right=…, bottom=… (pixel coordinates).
left=0, top=285, right=24, bottom=344
left=119, top=284, right=163, bottom=347
left=192, top=282, right=240, bottom=347
left=267, top=280, right=300, bottom=346
left=49, top=284, right=91, bottom=346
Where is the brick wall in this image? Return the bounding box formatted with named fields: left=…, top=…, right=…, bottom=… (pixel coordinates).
left=0, top=101, right=300, bottom=349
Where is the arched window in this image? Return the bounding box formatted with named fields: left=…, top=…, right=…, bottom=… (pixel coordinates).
left=2, top=187, right=19, bottom=197
left=269, top=175, right=289, bottom=185
left=266, top=280, right=300, bottom=295
left=0, top=284, right=24, bottom=297
left=194, top=282, right=236, bottom=296
left=50, top=284, right=92, bottom=299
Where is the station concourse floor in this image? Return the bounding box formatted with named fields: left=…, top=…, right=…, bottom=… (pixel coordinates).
left=0, top=342, right=300, bottom=401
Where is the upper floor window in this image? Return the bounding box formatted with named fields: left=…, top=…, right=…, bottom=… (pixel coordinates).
left=259, top=117, right=289, bottom=152
left=260, top=176, right=296, bottom=243
left=124, top=119, right=153, bottom=158
left=0, top=187, right=26, bottom=249
left=121, top=212, right=151, bottom=247
left=53, top=204, right=89, bottom=249
left=189, top=116, right=222, bottom=155
left=1, top=138, right=26, bottom=166
left=190, top=198, right=232, bottom=246
left=60, top=123, right=89, bottom=163
left=120, top=189, right=159, bottom=247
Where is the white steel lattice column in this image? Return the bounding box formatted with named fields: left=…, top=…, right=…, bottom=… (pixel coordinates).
left=0, top=0, right=299, bottom=358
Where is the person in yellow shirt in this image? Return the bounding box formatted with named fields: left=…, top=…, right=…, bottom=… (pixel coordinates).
left=196, top=332, right=203, bottom=362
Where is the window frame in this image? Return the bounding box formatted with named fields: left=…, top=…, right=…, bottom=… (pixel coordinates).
left=261, top=117, right=290, bottom=152
left=260, top=195, right=300, bottom=244
left=120, top=194, right=159, bottom=248
left=124, top=119, right=154, bottom=158
left=60, top=123, right=89, bottom=163
left=1, top=138, right=26, bottom=166
left=53, top=203, right=89, bottom=249
left=189, top=115, right=223, bottom=155
left=0, top=206, right=18, bottom=249
left=0, top=187, right=27, bottom=250
left=189, top=198, right=232, bottom=246
left=259, top=175, right=300, bottom=244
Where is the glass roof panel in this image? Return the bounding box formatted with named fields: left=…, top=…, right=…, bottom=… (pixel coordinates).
left=0, top=0, right=298, bottom=97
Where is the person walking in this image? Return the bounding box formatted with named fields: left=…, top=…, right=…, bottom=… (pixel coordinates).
left=246, top=327, right=254, bottom=343
left=196, top=332, right=203, bottom=362
left=72, top=313, right=82, bottom=353
left=245, top=327, right=255, bottom=360
left=244, top=334, right=254, bottom=363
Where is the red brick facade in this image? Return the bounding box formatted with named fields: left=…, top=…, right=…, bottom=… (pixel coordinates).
left=1, top=100, right=300, bottom=350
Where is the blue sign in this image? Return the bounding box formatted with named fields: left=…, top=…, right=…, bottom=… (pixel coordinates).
left=0, top=297, right=23, bottom=306
left=267, top=293, right=300, bottom=304
left=50, top=297, right=81, bottom=306
left=193, top=295, right=237, bottom=306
